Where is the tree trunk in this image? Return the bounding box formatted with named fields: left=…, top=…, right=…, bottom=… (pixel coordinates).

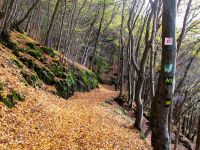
left=56, top=0, right=67, bottom=50
left=89, top=0, right=106, bottom=69
left=0, top=0, right=16, bottom=36
left=151, top=0, right=177, bottom=149
left=12, top=0, right=40, bottom=30
left=134, top=4, right=155, bottom=130
left=45, top=0, right=61, bottom=47
left=118, top=0, right=126, bottom=98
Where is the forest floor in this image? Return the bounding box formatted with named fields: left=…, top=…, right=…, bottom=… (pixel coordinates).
left=0, top=32, right=151, bottom=150
left=0, top=83, right=151, bottom=149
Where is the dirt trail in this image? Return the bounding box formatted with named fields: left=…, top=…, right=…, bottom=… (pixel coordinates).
left=0, top=84, right=151, bottom=150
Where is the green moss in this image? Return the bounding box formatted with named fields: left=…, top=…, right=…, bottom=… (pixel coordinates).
left=11, top=58, right=23, bottom=68
left=2, top=98, right=15, bottom=109
left=34, top=65, right=55, bottom=85
left=65, top=70, right=75, bottom=87
left=55, top=69, right=76, bottom=99
left=25, top=43, right=44, bottom=59
left=78, top=70, right=98, bottom=91
left=56, top=80, right=70, bottom=99
left=50, top=64, right=67, bottom=78
left=19, top=57, right=54, bottom=85
left=85, top=71, right=98, bottom=88
left=2, top=91, right=24, bottom=109
left=25, top=42, right=37, bottom=50
left=40, top=46, right=56, bottom=58
left=27, top=49, right=43, bottom=59
left=21, top=71, right=39, bottom=87
left=5, top=41, right=20, bottom=51
left=18, top=34, right=26, bottom=39
left=19, top=57, right=36, bottom=69
left=10, top=90, right=24, bottom=102
left=0, top=82, right=3, bottom=91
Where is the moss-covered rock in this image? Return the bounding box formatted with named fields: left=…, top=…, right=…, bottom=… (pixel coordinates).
left=1, top=33, right=99, bottom=101
left=25, top=42, right=37, bottom=50
left=27, top=49, right=43, bottom=59
left=19, top=57, right=36, bottom=69
left=40, top=46, right=56, bottom=58
left=24, top=43, right=43, bottom=59
left=77, top=70, right=98, bottom=91
left=34, top=65, right=55, bottom=85
left=20, top=57, right=54, bottom=85
left=5, top=41, right=20, bottom=51
left=11, top=58, right=24, bottom=68
left=50, top=63, right=67, bottom=78
left=21, top=71, right=39, bottom=87
left=1, top=90, right=24, bottom=109
left=55, top=69, right=76, bottom=99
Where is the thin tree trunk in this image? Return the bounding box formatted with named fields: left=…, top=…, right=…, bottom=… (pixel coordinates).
left=89, top=0, right=106, bottom=69
left=45, top=0, right=61, bottom=47
left=134, top=6, right=154, bottom=131
left=56, top=0, right=67, bottom=50
left=177, top=0, right=192, bottom=55
left=13, top=0, right=40, bottom=29
left=118, top=0, right=126, bottom=98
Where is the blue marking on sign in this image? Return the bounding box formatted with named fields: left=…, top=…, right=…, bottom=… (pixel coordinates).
left=165, top=64, right=173, bottom=73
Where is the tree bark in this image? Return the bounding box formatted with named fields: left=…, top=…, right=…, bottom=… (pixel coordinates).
left=151, top=0, right=177, bottom=149
left=12, top=0, right=40, bottom=30
left=118, top=0, right=126, bottom=98
left=0, top=0, right=16, bottom=35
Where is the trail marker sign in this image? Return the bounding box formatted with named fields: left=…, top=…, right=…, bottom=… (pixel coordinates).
left=165, top=38, right=173, bottom=45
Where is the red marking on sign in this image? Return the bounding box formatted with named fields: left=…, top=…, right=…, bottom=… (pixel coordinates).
left=165, top=38, right=173, bottom=45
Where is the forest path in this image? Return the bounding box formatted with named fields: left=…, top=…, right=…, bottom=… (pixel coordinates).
left=0, top=85, right=150, bottom=149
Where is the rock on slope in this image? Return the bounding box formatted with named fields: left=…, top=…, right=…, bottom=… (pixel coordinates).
left=0, top=32, right=98, bottom=108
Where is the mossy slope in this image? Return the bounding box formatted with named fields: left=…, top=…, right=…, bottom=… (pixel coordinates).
left=0, top=32, right=98, bottom=108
